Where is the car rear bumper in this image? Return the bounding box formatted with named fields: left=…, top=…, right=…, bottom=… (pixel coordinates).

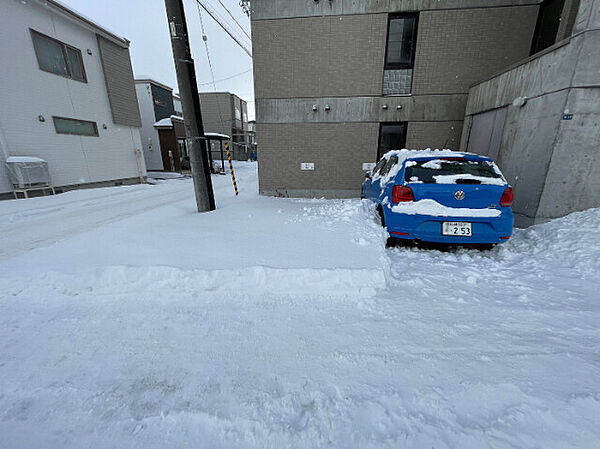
left=385, top=209, right=514, bottom=244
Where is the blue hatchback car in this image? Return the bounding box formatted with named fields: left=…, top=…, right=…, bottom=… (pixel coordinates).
left=363, top=150, right=514, bottom=246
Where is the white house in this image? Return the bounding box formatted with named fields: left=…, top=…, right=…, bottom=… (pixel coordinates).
left=134, top=78, right=178, bottom=171
left=0, top=0, right=146, bottom=198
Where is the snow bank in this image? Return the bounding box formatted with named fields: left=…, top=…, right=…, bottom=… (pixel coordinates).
left=147, top=171, right=186, bottom=180
left=391, top=198, right=501, bottom=217
left=4, top=265, right=386, bottom=298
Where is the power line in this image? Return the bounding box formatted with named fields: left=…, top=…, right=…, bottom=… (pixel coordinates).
left=197, top=4, right=229, bottom=147
left=194, top=0, right=252, bottom=57
left=203, top=0, right=251, bottom=47
left=197, top=68, right=252, bottom=85
left=216, top=0, right=251, bottom=41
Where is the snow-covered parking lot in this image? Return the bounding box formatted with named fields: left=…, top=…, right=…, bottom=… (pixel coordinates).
left=1, top=162, right=599, bottom=448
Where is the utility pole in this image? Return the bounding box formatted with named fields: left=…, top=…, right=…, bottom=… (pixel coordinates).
left=165, top=0, right=216, bottom=212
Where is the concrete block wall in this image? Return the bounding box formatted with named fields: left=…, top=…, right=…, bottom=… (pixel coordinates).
left=258, top=122, right=379, bottom=197
left=252, top=1, right=540, bottom=197
left=253, top=14, right=388, bottom=99
left=413, top=7, right=538, bottom=94
left=199, top=93, right=234, bottom=137
left=406, top=121, right=464, bottom=150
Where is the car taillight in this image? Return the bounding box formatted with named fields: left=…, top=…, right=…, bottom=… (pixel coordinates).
left=500, top=187, right=513, bottom=207
left=392, top=185, right=414, bottom=203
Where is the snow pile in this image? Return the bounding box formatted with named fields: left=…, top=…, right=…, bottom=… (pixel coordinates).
left=0, top=163, right=599, bottom=449
left=504, top=207, right=600, bottom=279
left=2, top=265, right=386, bottom=298
left=391, top=198, right=502, bottom=217
left=147, top=171, right=186, bottom=180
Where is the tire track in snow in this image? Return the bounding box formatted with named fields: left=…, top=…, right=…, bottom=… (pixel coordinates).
left=0, top=182, right=193, bottom=259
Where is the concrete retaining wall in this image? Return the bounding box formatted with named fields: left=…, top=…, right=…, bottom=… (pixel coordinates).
left=462, top=0, right=600, bottom=225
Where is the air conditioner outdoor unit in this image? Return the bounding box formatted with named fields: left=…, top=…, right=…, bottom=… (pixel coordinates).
left=5, top=156, right=52, bottom=189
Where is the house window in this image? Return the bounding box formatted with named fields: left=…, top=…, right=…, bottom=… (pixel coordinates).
left=31, top=30, right=87, bottom=82
left=383, top=15, right=418, bottom=95
left=53, top=117, right=99, bottom=137
left=378, top=122, right=407, bottom=159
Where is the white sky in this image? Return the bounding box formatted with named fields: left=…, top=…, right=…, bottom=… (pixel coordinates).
left=60, top=0, right=255, bottom=119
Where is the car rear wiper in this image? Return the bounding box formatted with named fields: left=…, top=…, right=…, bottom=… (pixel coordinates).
left=455, top=179, right=482, bottom=184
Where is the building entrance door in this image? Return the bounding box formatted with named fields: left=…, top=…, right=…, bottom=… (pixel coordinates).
left=378, top=122, right=407, bottom=159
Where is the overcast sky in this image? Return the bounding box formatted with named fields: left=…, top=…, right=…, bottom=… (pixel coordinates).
left=61, top=0, right=255, bottom=119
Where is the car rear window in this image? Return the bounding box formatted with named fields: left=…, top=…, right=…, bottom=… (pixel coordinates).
left=404, top=159, right=505, bottom=185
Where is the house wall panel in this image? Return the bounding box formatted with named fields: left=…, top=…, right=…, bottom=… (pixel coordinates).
left=0, top=0, right=144, bottom=194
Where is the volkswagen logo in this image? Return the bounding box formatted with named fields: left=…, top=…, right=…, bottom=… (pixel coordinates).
left=455, top=190, right=465, bottom=200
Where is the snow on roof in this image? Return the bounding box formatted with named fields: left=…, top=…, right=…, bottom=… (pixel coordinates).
left=204, top=133, right=230, bottom=140
left=43, top=0, right=129, bottom=46
left=153, top=118, right=173, bottom=128
left=153, top=116, right=184, bottom=128
left=134, top=78, right=174, bottom=91
left=6, top=156, right=46, bottom=163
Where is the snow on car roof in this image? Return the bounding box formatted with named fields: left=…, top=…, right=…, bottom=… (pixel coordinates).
left=375, top=149, right=494, bottom=186
left=380, top=148, right=491, bottom=164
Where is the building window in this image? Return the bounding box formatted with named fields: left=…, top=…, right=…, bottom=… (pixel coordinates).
left=31, top=29, right=87, bottom=83
left=383, top=15, right=418, bottom=95
left=53, top=117, right=99, bottom=137
left=530, top=0, right=566, bottom=55
left=378, top=122, right=407, bottom=159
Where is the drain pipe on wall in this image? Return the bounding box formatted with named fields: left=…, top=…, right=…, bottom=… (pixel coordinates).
left=134, top=148, right=145, bottom=184
left=130, top=128, right=146, bottom=184
left=0, top=119, right=9, bottom=161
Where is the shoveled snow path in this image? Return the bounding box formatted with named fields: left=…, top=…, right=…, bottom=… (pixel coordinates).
left=0, top=163, right=599, bottom=448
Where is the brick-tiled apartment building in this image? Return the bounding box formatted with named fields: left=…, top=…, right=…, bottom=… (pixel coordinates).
left=251, top=0, right=583, bottom=199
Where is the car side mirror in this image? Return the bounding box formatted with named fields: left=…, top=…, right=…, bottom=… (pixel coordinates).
left=365, top=171, right=372, bottom=179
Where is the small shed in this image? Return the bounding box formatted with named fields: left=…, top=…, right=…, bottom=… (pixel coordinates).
left=153, top=115, right=186, bottom=172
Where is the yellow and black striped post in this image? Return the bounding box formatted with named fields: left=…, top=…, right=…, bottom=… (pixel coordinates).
left=225, top=143, right=239, bottom=196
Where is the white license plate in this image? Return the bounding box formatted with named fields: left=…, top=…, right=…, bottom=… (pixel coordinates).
left=442, top=222, right=472, bottom=236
